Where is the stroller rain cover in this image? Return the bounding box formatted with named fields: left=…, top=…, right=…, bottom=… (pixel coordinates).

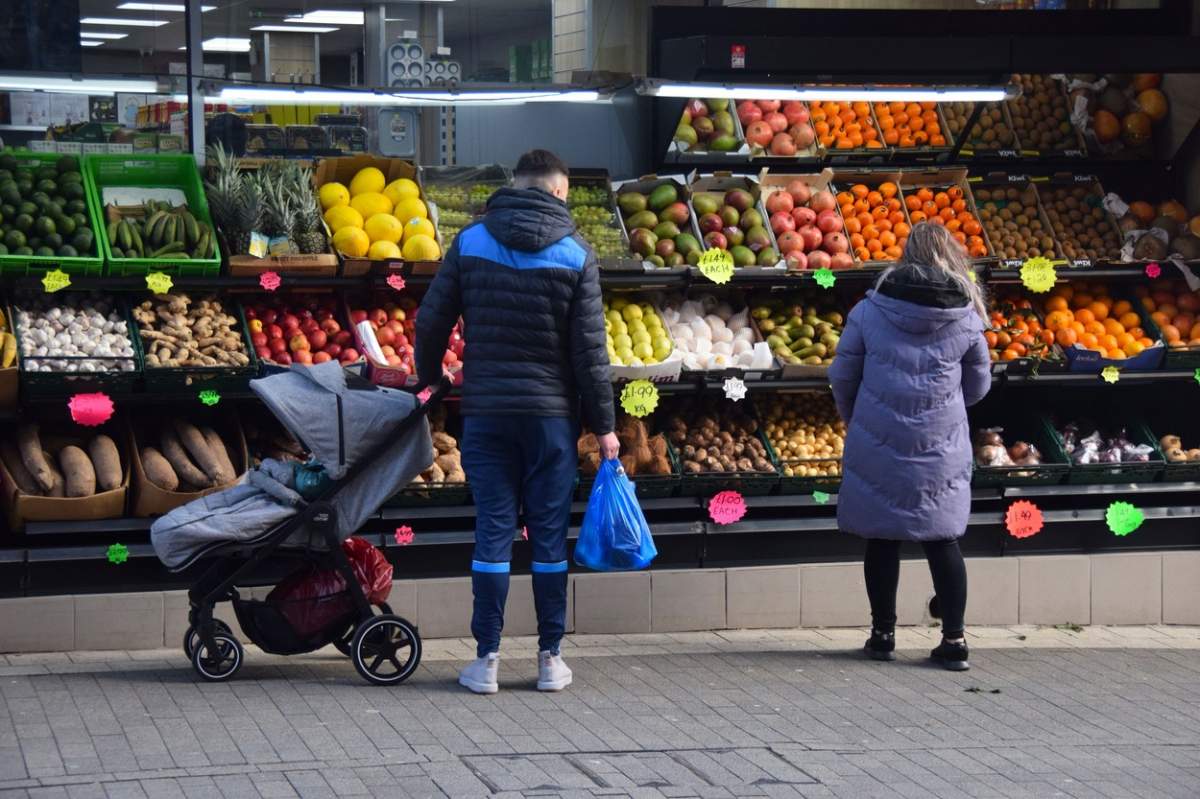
left=151, top=362, right=434, bottom=570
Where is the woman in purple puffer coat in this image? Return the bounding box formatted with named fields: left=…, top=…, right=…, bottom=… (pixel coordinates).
left=829, top=223, right=992, bottom=671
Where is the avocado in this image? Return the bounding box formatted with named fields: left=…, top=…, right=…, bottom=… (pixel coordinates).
left=56, top=155, right=79, bottom=174
left=34, top=246, right=55, bottom=257
left=34, top=216, right=56, bottom=237
left=56, top=244, right=78, bottom=258
left=647, top=183, right=678, bottom=211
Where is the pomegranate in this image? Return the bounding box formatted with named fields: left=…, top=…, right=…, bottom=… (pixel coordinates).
left=787, top=123, right=815, bottom=148
left=782, top=101, right=809, bottom=126
left=816, top=209, right=842, bottom=234
left=830, top=252, right=855, bottom=270
left=798, top=226, right=823, bottom=252
left=769, top=132, right=796, bottom=156
left=822, top=231, right=849, bottom=254
left=744, top=120, right=774, bottom=147
left=809, top=190, right=837, bottom=213
left=786, top=179, right=812, bottom=206
left=764, top=112, right=788, bottom=133
left=791, top=206, right=817, bottom=228
left=770, top=211, right=796, bottom=235
left=765, top=190, right=794, bottom=215
left=756, top=99, right=781, bottom=113
left=785, top=250, right=808, bottom=271
left=736, top=100, right=762, bottom=125
left=776, top=230, right=804, bottom=253
left=806, top=250, right=831, bottom=270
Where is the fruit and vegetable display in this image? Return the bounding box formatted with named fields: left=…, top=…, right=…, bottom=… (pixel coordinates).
left=1056, top=421, right=1155, bottom=465
left=973, top=428, right=1044, bottom=468
left=320, top=166, right=439, bottom=262
left=412, top=408, right=465, bottom=485
left=1041, top=284, right=1157, bottom=360
left=673, top=98, right=741, bottom=153
left=942, top=102, right=1016, bottom=151
left=1111, top=197, right=1199, bottom=263
left=567, top=183, right=626, bottom=259
left=1068, top=73, right=1168, bottom=156
left=2, top=424, right=123, bottom=498
left=737, top=99, right=817, bottom=157
left=660, top=295, right=774, bottom=372
left=1040, top=183, right=1121, bottom=263
left=692, top=187, right=779, bottom=267
left=904, top=184, right=989, bottom=258
left=243, top=295, right=352, bottom=367
left=751, top=296, right=843, bottom=368
left=603, top=295, right=673, bottom=367
left=579, top=416, right=671, bottom=478
left=0, top=154, right=97, bottom=259
left=873, top=101, right=946, bottom=149
left=104, top=199, right=216, bottom=261
left=14, top=294, right=136, bottom=373
left=761, top=393, right=844, bottom=479
left=349, top=295, right=464, bottom=378
left=138, top=418, right=240, bottom=492
left=663, top=400, right=775, bottom=475
left=0, top=308, right=14, bottom=369
left=974, top=184, right=1060, bottom=262
left=132, top=293, right=250, bottom=369
left=986, top=291, right=1060, bottom=364
left=1007, top=74, right=1082, bottom=152
left=1135, top=284, right=1200, bottom=350
left=434, top=208, right=472, bottom=246
left=810, top=100, right=881, bottom=151
left=765, top=178, right=850, bottom=271
left=1158, top=433, right=1200, bottom=464
left=837, top=181, right=906, bottom=263
left=615, top=182, right=699, bottom=268
left=422, top=182, right=498, bottom=215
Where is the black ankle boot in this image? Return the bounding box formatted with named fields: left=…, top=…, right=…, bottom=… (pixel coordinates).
left=931, top=637, right=969, bottom=671
left=864, top=629, right=896, bottom=661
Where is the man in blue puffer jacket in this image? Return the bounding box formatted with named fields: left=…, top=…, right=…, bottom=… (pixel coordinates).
left=416, top=149, right=618, bottom=695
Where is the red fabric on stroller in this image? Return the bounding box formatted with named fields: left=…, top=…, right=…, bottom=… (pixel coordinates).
left=267, top=538, right=393, bottom=639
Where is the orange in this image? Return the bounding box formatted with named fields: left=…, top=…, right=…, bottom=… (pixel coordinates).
left=1101, top=334, right=1119, bottom=350
left=1056, top=328, right=1078, bottom=347
left=1123, top=340, right=1145, bottom=356
left=1045, top=310, right=1071, bottom=331
left=1112, top=299, right=1133, bottom=317
left=1102, top=318, right=1125, bottom=336
left=1118, top=312, right=1140, bottom=329
left=879, top=182, right=898, bottom=198
left=1075, top=308, right=1096, bottom=325
left=1084, top=320, right=1105, bottom=335
left=1046, top=296, right=1068, bottom=312
left=1088, top=301, right=1110, bottom=321
left=1079, top=333, right=1099, bottom=349
left=1161, top=324, right=1180, bottom=342
left=1107, top=349, right=1126, bottom=359
left=1072, top=293, right=1094, bottom=309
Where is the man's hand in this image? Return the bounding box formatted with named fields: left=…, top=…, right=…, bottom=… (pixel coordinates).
left=598, top=432, right=620, bottom=461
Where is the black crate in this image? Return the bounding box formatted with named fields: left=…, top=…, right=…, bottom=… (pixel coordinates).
left=971, top=413, right=1068, bottom=488
left=138, top=295, right=259, bottom=394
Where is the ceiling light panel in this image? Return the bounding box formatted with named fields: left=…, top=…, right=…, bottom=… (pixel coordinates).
left=80, top=16, right=169, bottom=27
left=80, top=31, right=129, bottom=39
left=250, top=25, right=339, bottom=33
left=202, top=37, right=251, bottom=52
left=115, top=3, right=215, bottom=11
left=284, top=10, right=364, bottom=25
left=80, top=40, right=105, bottom=47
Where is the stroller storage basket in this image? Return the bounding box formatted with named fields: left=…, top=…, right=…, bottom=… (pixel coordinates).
left=233, top=593, right=356, bottom=656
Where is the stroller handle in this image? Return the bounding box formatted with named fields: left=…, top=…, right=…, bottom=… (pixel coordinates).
left=406, top=374, right=453, bottom=405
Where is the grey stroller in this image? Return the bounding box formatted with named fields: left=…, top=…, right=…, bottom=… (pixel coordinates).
left=151, top=362, right=448, bottom=685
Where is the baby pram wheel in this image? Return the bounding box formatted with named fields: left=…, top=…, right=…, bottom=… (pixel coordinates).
left=191, top=632, right=244, bottom=682
left=333, top=603, right=393, bottom=657
left=351, top=614, right=421, bottom=686
left=183, top=619, right=233, bottom=660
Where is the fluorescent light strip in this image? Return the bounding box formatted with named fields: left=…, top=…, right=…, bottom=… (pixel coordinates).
left=284, top=10, right=364, bottom=25
left=80, top=16, right=169, bottom=27
left=203, top=37, right=250, bottom=52
left=80, top=40, right=105, bottom=47
left=116, top=3, right=215, bottom=11
left=0, top=75, right=160, bottom=94
left=639, top=81, right=1014, bottom=103
left=251, top=25, right=339, bottom=34
left=217, top=86, right=603, bottom=106
left=80, top=31, right=129, bottom=40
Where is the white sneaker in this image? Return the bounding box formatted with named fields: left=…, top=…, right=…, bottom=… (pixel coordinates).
left=537, top=651, right=572, bottom=692
left=458, top=653, right=499, bottom=694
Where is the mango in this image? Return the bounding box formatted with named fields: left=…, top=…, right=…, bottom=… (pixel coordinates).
left=647, top=184, right=678, bottom=211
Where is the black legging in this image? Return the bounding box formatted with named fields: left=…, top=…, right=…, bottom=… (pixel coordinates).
left=864, top=538, right=967, bottom=638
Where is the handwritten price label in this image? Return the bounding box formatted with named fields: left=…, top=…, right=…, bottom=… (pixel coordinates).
left=394, top=525, right=414, bottom=546
left=69, top=392, right=114, bottom=426
left=1106, top=501, right=1144, bottom=537
left=145, top=271, right=174, bottom=294
left=259, top=270, right=281, bottom=291
left=708, top=490, right=747, bottom=525
left=697, top=249, right=735, bottom=285
left=42, top=269, right=71, bottom=293
left=1101, top=365, right=1120, bottom=384
left=1005, top=500, right=1043, bottom=539
left=620, top=379, right=659, bottom=418
left=812, top=490, right=831, bottom=505
left=1019, top=256, right=1057, bottom=293
left=386, top=273, right=407, bottom=291
left=723, top=376, right=746, bottom=402
left=813, top=267, right=836, bottom=289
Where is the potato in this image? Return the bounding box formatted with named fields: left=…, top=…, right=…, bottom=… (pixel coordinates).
left=58, top=446, right=96, bottom=498
left=200, top=427, right=238, bottom=485
left=43, top=451, right=65, bottom=497
left=1, top=439, right=41, bottom=495
left=88, top=435, right=122, bottom=491
left=174, top=420, right=232, bottom=484
left=160, top=430, right=211, bottom=488
left=141, top=446, right=180, bottom=491
left=16, top=424, right=55, bottom=493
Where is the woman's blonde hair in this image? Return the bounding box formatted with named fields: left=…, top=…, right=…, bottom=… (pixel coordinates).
left=876, top=221, right=987, bottom=321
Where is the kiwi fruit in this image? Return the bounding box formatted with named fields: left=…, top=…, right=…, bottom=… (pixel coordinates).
left=1041, top=185, right=1120, bottom=261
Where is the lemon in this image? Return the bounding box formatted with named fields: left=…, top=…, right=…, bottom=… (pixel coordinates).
left=401, top=233, right=441, bottom=261
left=393, top=196, right=428, bottom=223
left=318, top=182, right=350, bottom=210
left=323, top=205, right=364, bottom=233
left=364, top=213, right=404, bottom=244
left=631, top=330, right=651, bottom=346
left=633, top=342, right=653, bottom=360
left=368, top=240, right=402, bottom=260
left=622, top=304, right=643, bottom=322
left=350, top=191, right=393, bottom=219
left=610, top=296, right=629, bottom=311
left=349, top=166, right=385, bottom=196
left=402, top=216, right=436, bottom=242
left=383, top=177, right=420, bottom=207
left=332, top=227, right=370, bottom=258
left=612, top=333, right=633, bottom=350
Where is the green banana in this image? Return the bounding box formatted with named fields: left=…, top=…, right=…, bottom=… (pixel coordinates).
left=117, top=220, right=131, bottom=250
left=107, top=220, right=119, bottom=247
left=181, top=210, right=199, bottom=246
left=164, top=216, right=178, bottom=246
left=194, top=229, right=210, bottom=260
left=144, top=210, right=168, bottom=244
left=149, top=240, right=185, bottom=258
left=129, top=221, right=143, bottom=256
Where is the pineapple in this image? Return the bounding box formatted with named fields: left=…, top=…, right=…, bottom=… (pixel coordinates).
left=258, top=170, right=295, bottom=246
left=285, top=164, right=328, bottom=255
left=204, top=145, right=262, bottom=255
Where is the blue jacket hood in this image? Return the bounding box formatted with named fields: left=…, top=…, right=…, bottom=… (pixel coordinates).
left=867, top=290, right=978, bottom=336
left=483, top=187, right=576, bottom=252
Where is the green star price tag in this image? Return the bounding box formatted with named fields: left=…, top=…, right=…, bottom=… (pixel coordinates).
left=620, top=379, right=659, bottom=418
left=1194, top=368, right=1200, bottom=386
left=813, top=267, right=836, bottom=289
left=812, top=490, right=831, bottom=505
left=697, top=248, right=735, bottom=285
left=1106, top=501, right=1144, bottom=537
left=145, top=271, right=173, bottom=294
left=198, top=389, right=221, bottom=406
left=1019, top=256, right=1057, bottom=293
left=1100, top=365, right=1120, bottom=384
left=107, top=543, right=129, bottom=564
left=41, top=269, right=72, bottom=293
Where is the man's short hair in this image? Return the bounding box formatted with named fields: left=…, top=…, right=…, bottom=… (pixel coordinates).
left=513, top=149, right=568, bottom=184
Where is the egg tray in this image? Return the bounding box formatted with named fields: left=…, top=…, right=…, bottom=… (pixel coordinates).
left=1142, top=419, right=1200, bottom=484
left=970, top=416, right=1068, bottom=488
left=1041, top=416, right=1165, bottom=486
left=576, top=440, right=681, bottom=501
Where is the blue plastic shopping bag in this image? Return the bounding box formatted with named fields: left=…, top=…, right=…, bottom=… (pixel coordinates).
left=574, top=459, right=657, bottom=571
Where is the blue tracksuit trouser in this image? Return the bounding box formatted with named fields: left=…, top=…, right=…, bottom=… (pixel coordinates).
left=461, top=415, right=577, bottom=658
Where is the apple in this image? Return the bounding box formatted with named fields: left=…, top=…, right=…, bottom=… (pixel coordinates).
left=244, top=307, right=257, bottom=320
left=823, top=231, right=850, bottom=254
left=333, top=330, right=353, bottom=346
left=294, top=350, right=313, bottom=365
left=255, top=346, right=272, bottom=360
left=313, top=351, right=332, bottom=364
left=807, top=250, right=831, bottom=270
left=380, top=344, right=396, bottom=358
left=782, top=101, right=809, bottom=126
left=810, top=189, right=837, bottom=213
left=250, top=331, right=268, bottom=348
left=260, top=309, right=277, bottom=325
left=390, top=308, right=406, bottom=322
left=289, top=334, right=311, bottom=352
left=375, top=326, right=396, bottom=347
left=320, top=318, right=341, bottom=334
left=769, top=132, right=797, bottom=156
left=816, top=210, right=842, bottom=234
left=269, top=337, right=288, bottom=355
left=297, top=308, right=313, bottom=320
left=308, top=330, right=328, bottom=350
left=301, top=318, right=320, bottom=334
left=385, top=319, right=404, bottom=334
left=770, top=211, right=796, bottom=235
left=324, top=343, right=342, bottom=358
left=788, top=123, right=815, bottom=148
left=785, top=250, right=808, bottom=270
left=369, top=309, right=387, bottom=327
left=350, top=309, right=368, bottom=325
left=275, top=352, right=292, bottom=366
left=744, top=120, right=774, bottom=148
left=765, top=191, right=794, bottom=215
left=786, top=179, right=812, bottom=206
left=757, top=99, right=781, bottom=113
left=339, top=348, right=359, bottom=364
left=776, top=230, right=804, bottom=253
left=703, top=231, right=728, bottom=250
left=385, top=354, right=402, bottom=366
left=791, top=206, right=817, bottom=228
left=315, top=308, right=334, bottom=321
left=830, top=252, right=855, bottom=270
left=799, top=226, right=823, bottom=251
left=280, top=313, right=299, bottom=331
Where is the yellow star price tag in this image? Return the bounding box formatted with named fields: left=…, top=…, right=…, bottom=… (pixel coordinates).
left=1100, top=365, right=1120, bottom=384
left=697, top=248, right=735, bottom=285
left=145, top=271, right=174, bottom=294
left=41, top=269, right=72, bottom=293
left=1019, top=256, right=1057, bottom=293
left=620, top=379, right=659, bottom=418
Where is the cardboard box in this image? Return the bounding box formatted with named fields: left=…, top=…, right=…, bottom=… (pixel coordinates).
left=610, top=174, right=698, bottom=273
left=688, top=169, right=784, bottom=270
left=130, top=413, right=247, bottom=517
left=968, top=173, right=1065, bottom=268
left=829, top=169, right=907, bottom=267
left=0, top=418, right=130, bottom=531
left=900, top=166, right=993, bottom=260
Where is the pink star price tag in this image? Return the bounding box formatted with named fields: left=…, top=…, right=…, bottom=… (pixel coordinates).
left=258, top=270, right=281, bottom=291
left=1145, top=262, right=1161, bottom=279
left=386, top=274, right=407, bottom=292
left=708, top=490, right=747, bottom=525
left=394, top=525, right=414, bottom=546
left=1005, top=500, right=1043, bottom=539
left=68, top=392, right=114, bottom=427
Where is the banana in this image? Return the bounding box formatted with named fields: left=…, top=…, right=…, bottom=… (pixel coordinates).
left=1, top=332, right=15, bottom=368
left=0, top=307, right=6, bottom=330
left=181, top=210, right=199, bottom=246
left=144, top=210, right=168, bottom=243
left=151, top=213, right=168, bottom=247
left=107, top=220, right=120, bottom=246
left=117, top=220, right=131, bottom=250
left=164, top=216, right=178, bottom=247
left=193, top=230, right=210, bottom=260
left=129, top=220, right=144, bottom=257
left=111, top=247, right=124, bottom=258
left=149, top=241, right=185, bottom=258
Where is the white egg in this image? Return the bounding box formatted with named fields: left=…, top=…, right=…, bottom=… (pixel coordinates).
left=694, top=337, right=712, bottom=355
left=712, top=341, right=733, bottom=356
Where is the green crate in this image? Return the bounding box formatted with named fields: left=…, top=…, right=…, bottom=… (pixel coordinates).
left=577, top=439, right=682, bottom=500
left=0, top=149, right=106, bottom=277
left=83, top=154, right=220, bottom=277
left=138, top=295, right=260, bottom=394
left=971, top=414, right=1068, bottom=488
left=678, top=430, right=780, bottom=497
left=1042, top=416, right=1165, bottom=485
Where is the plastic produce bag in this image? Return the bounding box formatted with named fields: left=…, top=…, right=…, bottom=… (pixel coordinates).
left=267, top=537, right=394, bottom=638
left=574, top=459, right=657, bottom=571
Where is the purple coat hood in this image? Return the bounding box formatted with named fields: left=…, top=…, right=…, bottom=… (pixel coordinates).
left=829, top=290, right=991, bottom=541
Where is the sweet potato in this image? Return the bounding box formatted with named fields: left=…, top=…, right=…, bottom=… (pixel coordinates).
left=0, top=439, right=41, bottom=495
left=16, top=424, right=55, bottom=493
left=43, top=451, right=65, bottom=497
left=160, top=430, right=211, bottom=488
left=140, top=446, right=179, bottom=491
left=200, top=426, right=238, bottom=485
left=88, top=435, right=122, bottom=491
left=58, top=446, right=96, bottom=498
left=174, top=420, right=231, bottom=484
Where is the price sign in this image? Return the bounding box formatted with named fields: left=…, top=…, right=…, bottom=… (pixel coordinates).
left=386, top=273, right=407, bottom=291
left=145, top=271, right=174, bottom=294
left=1106, top=501, right=1144, bottom=537
left=1145, top=262, right=1161, bottom=279
left=258, top=270, right=281, bottom=291
left=1005, top=500, right=1043, bottom=539
left=697, top=249, right=735, bottom=285
left=394, top=525, right=414, bottom=546
left=812, top=490, right=831, bottom=505
left=1020, top=256, right=1057, bottom=293
left=620, top=379, right=659, bottom=417
left=722, top=376, right=747, bottom=402
left=708, top=490, right=747, bottom=525
left=813, top=267, right=836, bottom=289
left=42, top=269, right=71, bottom=293
left=1100, top=365, right=1120, bottom=384
left=198, top=389, right=221, bottom=406
left=107, top=543, right=129, bottom=564
left=69, top=392, right=114, bottom=427
left=1194, top=368, right=1200, bottom=387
